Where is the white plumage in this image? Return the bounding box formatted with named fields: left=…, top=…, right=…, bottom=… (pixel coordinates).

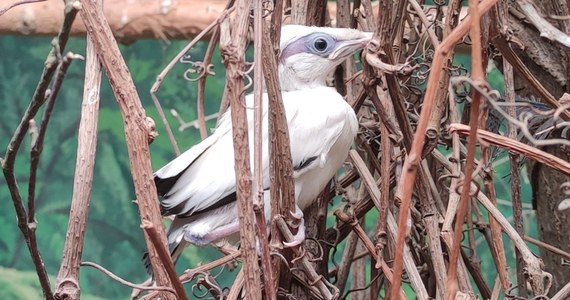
left=150, top=25, right=371, bottom=266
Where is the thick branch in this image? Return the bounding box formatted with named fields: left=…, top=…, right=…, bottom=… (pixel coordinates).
left=218, top=0, right=261, bottom=298
left=54, top=31, right=101, bottom=300
left=77, top=1, right=176, bottom=298
left=0, top=0, right=471, bottom=43
left=252, top=1, right=275, bottom=299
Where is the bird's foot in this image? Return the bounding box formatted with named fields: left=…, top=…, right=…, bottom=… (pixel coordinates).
left=283, top=208, right=306, bottom=248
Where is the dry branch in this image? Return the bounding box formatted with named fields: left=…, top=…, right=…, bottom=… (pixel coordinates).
left=141, top=221, right=187, bottom=300
left=1, top=2, right=79, bottom=298
left=54, top=25, right=101, bottom=299
left=76, top=1, right=176, bottom=298
left=252, top=2, right=275, bottom=299
left=433, top=149, right=552, bottom=295
left=268, top=1, right=303, bottom=297
left=218, top=0, right=261, bottom=298
left=0, top=0, right=474, bottom=43
left=517, top=0, right=570, bottom=48
left=275, top=216, right=336, bottom=299
left=389, top=1, right=497, bottom=297
left=445, top=0, right=487, bottom=297
left=449, top=123, right=570, bottom=176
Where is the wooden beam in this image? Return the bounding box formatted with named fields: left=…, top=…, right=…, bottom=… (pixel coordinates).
left=0, top=1, right=468, bottom=44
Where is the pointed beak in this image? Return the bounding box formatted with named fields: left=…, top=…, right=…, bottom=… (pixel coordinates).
left=329, top=32, right=373, bottom=60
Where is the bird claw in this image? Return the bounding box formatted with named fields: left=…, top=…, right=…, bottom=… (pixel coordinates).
left=289, top=207, right=304, bottom=220
left=283, top=214, right=306, bottom=248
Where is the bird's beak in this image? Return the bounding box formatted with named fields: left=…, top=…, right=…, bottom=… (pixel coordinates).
left=329, top=32, right=373, bottom=60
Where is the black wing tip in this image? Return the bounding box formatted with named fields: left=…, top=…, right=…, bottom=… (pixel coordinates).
left=142, top=251, right=153, bottom=277
left=154, top=175, right=175, bottom=198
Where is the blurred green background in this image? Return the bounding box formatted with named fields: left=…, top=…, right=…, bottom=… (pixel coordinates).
left=0, top=36, right=234, bottom=298
left=0, top=33, right=537, bottom=298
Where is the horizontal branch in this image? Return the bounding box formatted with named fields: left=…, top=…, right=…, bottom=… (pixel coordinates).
left=448, top=123, right=570, bottom=176
left=0, top=0, right=227, bottom=42
left=0, top=0, right=468, bottom=44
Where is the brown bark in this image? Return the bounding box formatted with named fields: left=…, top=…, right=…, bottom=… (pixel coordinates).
left=0, top=0, right=227, bottom=43
left=0, top=0, right=471, bottom=43
left=512, top=2, right=570, bottom=293
left=218, top=0, right=261, bottom=298
left=54, top=23, right=101, bottom=300
left=77, top=0, right=177, bottom=299
left=534, top=146, right=570, bottom=296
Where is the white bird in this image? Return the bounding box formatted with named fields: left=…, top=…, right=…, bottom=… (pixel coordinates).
left=149, top=25, right=372, bottom=267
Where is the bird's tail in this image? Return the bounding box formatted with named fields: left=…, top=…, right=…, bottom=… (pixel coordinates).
left=142, top=217, right=188, bottom=276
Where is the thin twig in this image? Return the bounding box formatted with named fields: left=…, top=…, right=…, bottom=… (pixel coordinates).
left=523, top=236, right=570, bottom=261
left=446, top=0, right=486, bottom=296
left=335, top=231, right=359, bottom=297
left=80, top=262, right=176, bottom=294
left=0, top=2, right=79, bottom=298
left=0, top=0, right=44, bottom=16
left=499, top=3, right=526, bottom=292
left=517, top=0, right=570, bottom=48
left=449, top=123, right=570, bottom=176
left=149, top=6, right=236, bottom=155
left=196, top=27, right=221, bottom=140
left=29, top=52, right=78, bottom=223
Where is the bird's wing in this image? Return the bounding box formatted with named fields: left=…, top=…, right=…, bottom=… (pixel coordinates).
left=283, top=87, right=354, bottom=177
left=155, top=130, right=224, bottom=180
left=156, top=87, right=352, bottom=217
left=155, top=110, right=236, bottom=216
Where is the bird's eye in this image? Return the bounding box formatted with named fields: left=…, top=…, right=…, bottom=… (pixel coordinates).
left=313, top=38, right=328, bottom=52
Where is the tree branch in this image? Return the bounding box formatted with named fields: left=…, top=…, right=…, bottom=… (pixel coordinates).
left=76, top=1, right=176, bottom=298
left=388, top=0, right=498, bottom=297
left=218, top=0, right=261, bottom=298
left=449, top=123, right=570, bottom=176
left=0, top=2, right=79, bottom=299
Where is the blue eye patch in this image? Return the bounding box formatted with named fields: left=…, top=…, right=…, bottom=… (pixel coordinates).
left=280, top=32, right=338, bottom=62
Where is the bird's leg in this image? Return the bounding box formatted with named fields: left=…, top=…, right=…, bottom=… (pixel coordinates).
left=283, top=205, right=306, bottom=248
left=184, top=222, right=240, bottom=246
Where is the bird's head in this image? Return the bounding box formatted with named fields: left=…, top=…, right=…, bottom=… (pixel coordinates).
left=278, top=25, right=372, bottom=91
